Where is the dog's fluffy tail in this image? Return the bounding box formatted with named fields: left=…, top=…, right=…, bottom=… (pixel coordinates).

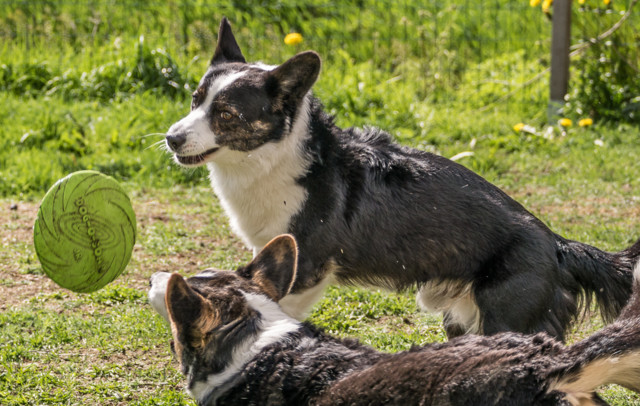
left=559, top=236, right=640, bottom=323
left=549, top=262, right=640, bottom=400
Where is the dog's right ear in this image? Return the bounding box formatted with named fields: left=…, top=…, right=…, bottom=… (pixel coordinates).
left=237, top=234, right=298, bottom=302
left=266, top=51, right=321, bottom=111
left=165, top=273, right=217, bottom=346
left=211, top=17, right=246, bottom=65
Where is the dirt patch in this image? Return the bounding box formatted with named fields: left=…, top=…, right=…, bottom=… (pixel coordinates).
left=0, top=191, right=247, bottom=309
left=0, top=200, right=55, bottom=309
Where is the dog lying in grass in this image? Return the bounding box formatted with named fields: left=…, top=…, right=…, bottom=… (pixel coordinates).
left=164, top=18, right=640, bottom=340
left=149, top=235, right=640, bottom=406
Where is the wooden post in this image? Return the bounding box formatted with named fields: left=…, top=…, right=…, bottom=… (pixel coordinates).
left=548, top=0, right=572, bottom=123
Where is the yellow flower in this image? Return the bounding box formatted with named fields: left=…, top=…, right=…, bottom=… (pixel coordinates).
left=513, top=123, right=525, bottom=132
left=603, top=0, right=611, bottom=5
left=558, top=118, right=572, bottom=127
left=578, top=0, right=586, bottom=4
left=530, top=0, right=541, bottom=6
left=542, top=0, right=553, bottom=13
left=578, top=118, right=593, bottom=127
left=284, top=33, right=303, bottom=46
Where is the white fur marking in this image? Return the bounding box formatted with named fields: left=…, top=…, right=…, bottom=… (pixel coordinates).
left=190, top=292, right=301, bottom=403
left=549, top=353, right=640, bottom=400
left=166, top=71, right=247, bottom=164
left=148, top=272, right=172, bottom=323
left=417, top=280, right=482, bottom=334
left=251, top=62, right=277, bottom=71
left=207, top=94, right=312, bottom=250
left=279, top=271, right=336, bottom=321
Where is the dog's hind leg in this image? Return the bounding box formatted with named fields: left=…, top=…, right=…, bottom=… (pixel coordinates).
left=471, top=236, right=580, bottom=340
left=473, top=263, right=577, bottom=341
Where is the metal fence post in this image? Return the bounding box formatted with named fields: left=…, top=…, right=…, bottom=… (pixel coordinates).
left=548, top=0, right=572, bottom=123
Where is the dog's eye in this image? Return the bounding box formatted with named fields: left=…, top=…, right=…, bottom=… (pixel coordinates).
left=191, top=91, right=203, bottom=109
left=220, top=111, right=234, bottom=121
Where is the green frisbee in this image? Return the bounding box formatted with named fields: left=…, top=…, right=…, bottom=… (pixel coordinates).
left=33, top=171, right=137, bottom=293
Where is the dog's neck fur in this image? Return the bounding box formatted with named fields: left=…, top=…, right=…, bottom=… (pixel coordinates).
left=190, top=292, right=302, bottom=405
left=198, top=313, right=383, bottom=406
left=186, top=290, right=385, bottom=406
left=206, top=95, right=313, bottom=253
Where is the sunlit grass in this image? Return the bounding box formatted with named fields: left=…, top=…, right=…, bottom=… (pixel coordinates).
left=1, top=0, right=639, bottom=404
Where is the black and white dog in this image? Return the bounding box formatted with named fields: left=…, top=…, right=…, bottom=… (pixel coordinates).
left=164, top=18, right=640, bottom=340
left=149, top=235, right=640, bottom=406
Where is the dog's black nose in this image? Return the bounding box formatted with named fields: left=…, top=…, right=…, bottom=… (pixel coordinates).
left=166, top=133, right=187, bottom=152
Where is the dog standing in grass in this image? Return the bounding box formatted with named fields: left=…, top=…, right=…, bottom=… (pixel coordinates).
left=149, top=235, right=640, bottom=406
left=164, top=17, right=640, bottom=340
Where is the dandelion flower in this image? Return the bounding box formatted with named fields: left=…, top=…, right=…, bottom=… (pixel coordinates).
left=603, top=0, right=611, bottom=5
left=578, top=118, right=593, bottom=127
left=284, top=33, right=303, bottom=46
left=513, top=123, right=525, bottom=132
left=542, top=0, right=553, bottom=13
left=578, top=0, right=586, bottom=4
left=530, top=0, right=541, bottom=6
left=559, top=118, right=572, bottom=127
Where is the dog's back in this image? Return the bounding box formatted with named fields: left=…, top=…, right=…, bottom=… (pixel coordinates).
left=319, top=264, right=640, bottom=405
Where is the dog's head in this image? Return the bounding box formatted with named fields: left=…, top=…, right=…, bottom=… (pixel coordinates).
left=148, top=234, right=299, bottom=385
left=165, top=18, right=321, bottom=167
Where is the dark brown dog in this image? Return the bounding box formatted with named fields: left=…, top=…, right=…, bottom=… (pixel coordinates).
left=149, top=235, right=640, bottom=406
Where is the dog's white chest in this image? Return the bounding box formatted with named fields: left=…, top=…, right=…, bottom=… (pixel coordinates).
left=208, top=162, right=307, bottom=251
left=206, top=96, right=312, bottom=252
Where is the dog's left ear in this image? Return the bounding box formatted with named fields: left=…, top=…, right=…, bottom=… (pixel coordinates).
left=237, top=234, right=298, bottom=301
left=165, top=273, right=217, bottom=345
left=211, top=17, right=246, bottom=65
left=266, top=51, right=321, bottom=111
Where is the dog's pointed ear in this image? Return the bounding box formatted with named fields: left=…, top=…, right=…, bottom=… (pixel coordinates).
left=165, top=273, right=214, bottom=342
left=238, top=234, right=298, bottom=301
left=211, top=17, right=246, bottom=65
left=265, top=51, right=321, bottom=110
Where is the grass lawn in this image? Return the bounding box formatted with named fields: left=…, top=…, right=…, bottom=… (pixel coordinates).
left=1, top=0, right=640, bottom=404
left=2, top=160, right=639, bottom=404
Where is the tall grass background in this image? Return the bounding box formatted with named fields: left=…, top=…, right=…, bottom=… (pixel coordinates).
left=2, top=0, right=637, bottom=197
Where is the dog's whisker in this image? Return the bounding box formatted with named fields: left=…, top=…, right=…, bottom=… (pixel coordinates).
left=139, top=132, right=168, bottom=139
left=145, top=139, right=169, bottom=152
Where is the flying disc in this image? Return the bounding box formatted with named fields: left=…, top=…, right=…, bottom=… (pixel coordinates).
left=33, top=171, right=137, bottom=293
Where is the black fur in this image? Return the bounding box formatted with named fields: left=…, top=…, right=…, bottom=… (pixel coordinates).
left=214, top=324, right=384, bottom=406
left=207, top=316, right=640, bottom=406
left=289, top=96, right=639, bottom=340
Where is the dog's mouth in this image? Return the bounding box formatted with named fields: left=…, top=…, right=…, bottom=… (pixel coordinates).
left=176, top=147, right=220, bottom=166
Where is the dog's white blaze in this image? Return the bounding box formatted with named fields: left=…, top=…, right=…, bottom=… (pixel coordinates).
left=251, top=62, right=277, bottom=71
left=279, top=270, right=336, bottom=321
left=166, top=71, right=247, bottom=161
left=190, top=292, right=301, bottom=403
left=148, top=272, right=172, bottom=323
left=417, top=280, right=482, bottom=334
left=207, top=94, right=312, bottom=251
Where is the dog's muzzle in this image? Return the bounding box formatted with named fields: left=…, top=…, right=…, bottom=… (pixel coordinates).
left=148, top=272, right=172, bottom=323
